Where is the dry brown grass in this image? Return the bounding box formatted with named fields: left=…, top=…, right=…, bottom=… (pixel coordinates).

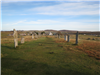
left=1, top=35, right=38, bottom=44
left=54, top=38, right=77, bottom=43
left=54, top=38, right=66, bottom=43
left=76, top=41, right=100, bottom=60
left=1, top=37, right=14, bottom=44
left=70, top=39, right=76, bottom=42
left=46, top=35, right=55, bottom=38
left=21, top=36, right=39, bottom=42
left=53, top=36, right=100, bottom=60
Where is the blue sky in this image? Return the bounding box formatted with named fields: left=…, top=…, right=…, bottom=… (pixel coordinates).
left=1, top=0, right=100, bottom=31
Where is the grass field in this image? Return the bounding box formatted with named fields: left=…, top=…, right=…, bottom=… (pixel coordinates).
left=1, top=33, right=100, bottom=75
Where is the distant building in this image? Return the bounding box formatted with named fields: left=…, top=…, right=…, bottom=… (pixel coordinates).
left=49, top=32, right=53, bottom=35
left=84, top=34, right=86, bottom=35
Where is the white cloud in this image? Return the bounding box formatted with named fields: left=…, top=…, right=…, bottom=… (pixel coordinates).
left=4, top=20, right=60, bottom=26
left=29, top=2, right=99, bottom=16
left=2, top=0, right=34, bottom=4
left=4, top=20, right=26, bottom=25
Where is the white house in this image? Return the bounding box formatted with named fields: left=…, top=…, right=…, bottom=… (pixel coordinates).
left=49, top=32, right=53, bottom=35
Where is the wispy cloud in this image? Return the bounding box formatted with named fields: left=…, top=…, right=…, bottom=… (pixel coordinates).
left=3, top=19, right=99, bottom=31
left=2, top=1, right=99, bottom=31
left=29, top=2, right=99, bottom=16
left=2, top=0, right=99, bottom=3
left=2, top=0, right=34, bottom=4
left=5, top=20, right=26, bottom=25
left=4, top=20, right=59, bottom=25
left=2, top=0, right=99, bottom=2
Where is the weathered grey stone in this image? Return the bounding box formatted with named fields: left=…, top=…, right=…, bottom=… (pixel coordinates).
left=58, top=34, right=60, bottom=38
left=96, top=38, right=100, bottom=40
left=54, top=35, right=58, bottom=38
left=32, top=34, right=34, bottom=39
left=56, top=35, right=58, bottom=38
left=43, top=33, right=45, bottom=35
left=35, top=33, right=38, bottom=39
left=21, top=37, right=24, bottom=43
left=13, top=29, right=18, bottom=48
left=92, top=38, right=95, bottom=40
left=64, top=35, right=67, bottom=41
left=55, top=35, right=56, bottom=38
left=64, top=35, right=70, bottom=42
left=87, top=38, right=91, bottom=40
left=67, top=35, right=70, bottom=42
left=76, top=31, right=78, bottom=44
left=38, top=32, right=41, bottom=37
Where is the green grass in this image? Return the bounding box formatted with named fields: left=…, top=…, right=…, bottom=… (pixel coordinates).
left=1, top=37, right=100, bottom=75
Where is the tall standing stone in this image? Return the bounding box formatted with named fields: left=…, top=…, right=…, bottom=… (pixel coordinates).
left=35, top=33, right=37, bottom=39
left=38, top=32, right=41, bottom=37
left=38, top=33, right=40, bottom=37
left=57, top=31, right=62, bottom=39
left=13, top=29, right=18, bottom=48
left=58, top=34, right=60, bottom=38
left=56, top=35, right=58, bottom=38
left=55, top=35, right=57, bottom=38
left=43, top=33, right=45, bottom=35
left=67, top=35, right=70, bottom=42
left=76, top=31, right=78, bottom=44
left=37, top=34, right=38, bottom=38
left=32, top=34, right=34, bottom=39
left=21, top=37, right=24, bottom=43
left=64, top=35, right=67, bottom=41
left=34, top=33, right=36, bottom=39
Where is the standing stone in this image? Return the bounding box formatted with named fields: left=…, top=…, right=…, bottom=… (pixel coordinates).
left=28, top=34, right=30, bottom=36
left=32, top=34, right=33, bottom=39
left=58, top=34, right=60, bottom=38
left=13, top=29, right=18, bottom=48
left=54, top=35, right=56, bottom=38
left=64, top=35, right=67, bottom=41
left=37, top=34, right=38, bottom=38
left=32, top=34, right=34, bottom=39
left=76, top=31, right=78, bottom=44
left=55, top=35, right=57, bottom=38
left=34, top=33, right=36, bottom=38
left=92, top=38, right=95, bottom=40
left=87, top=38, right=90, bottom=40
left=67, top=35, right=70, bottom=42
left=35, top=33, right=37, bottom=39
left=38, top=33, right=40, bottom=37
left=56, top=35, right=58, bottom=38
left=21, top=37, right=24, bottom=43
left=43, top=33, right=45, bottom=35
left=38, top=32, right=41, bottom=37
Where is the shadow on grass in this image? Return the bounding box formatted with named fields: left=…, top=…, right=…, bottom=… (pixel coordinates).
left=2, top=58, right=93, bottom=75
left=72, top=44, right=78, bottom=46
left=1, top=42, right=25, bottom=50
left=1, top=45, right=16, bottom=49
left=36, top=41, right=54, bottom=44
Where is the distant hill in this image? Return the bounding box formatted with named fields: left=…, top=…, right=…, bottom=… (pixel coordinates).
left=1, top=29, right=100, bottom=35
left=45, top=29, right=100, bottom=35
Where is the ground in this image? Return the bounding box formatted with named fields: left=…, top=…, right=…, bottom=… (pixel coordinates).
left=1, top=32, right=100, bottom=75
